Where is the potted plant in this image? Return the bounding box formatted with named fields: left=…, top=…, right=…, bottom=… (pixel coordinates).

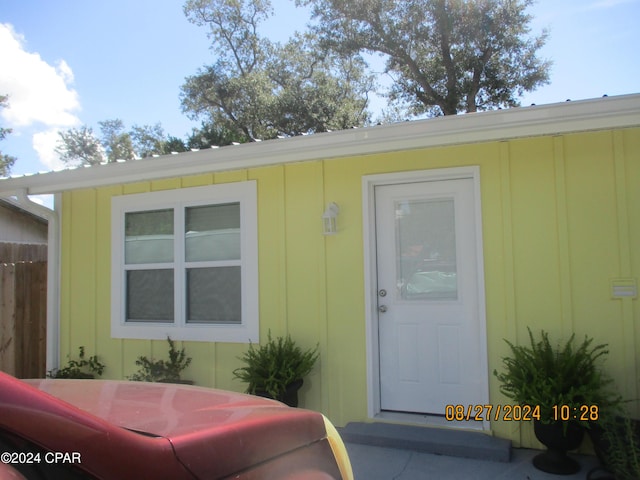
left=233, top=331, right=319, bottom=407
left=494, top=328, right=619, bottom=475
left=47, top=346, right=106, bottom=379
left=598, top=414, right=640, bottom=480
left=587, top=410, right=640, bottom=480
left=129, top=336, right=192, bottom=383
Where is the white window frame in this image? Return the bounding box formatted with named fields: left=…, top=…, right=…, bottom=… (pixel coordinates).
left=111, top=181, right=258, bottom=343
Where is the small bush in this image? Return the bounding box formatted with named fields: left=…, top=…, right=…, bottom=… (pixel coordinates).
left=233, top=331, right=319, bottom=399
left=129, top=337, right=192, bottom=383
left=494, top=328, right=619, bottom=428
left=48, top=346, right=105, bottom=379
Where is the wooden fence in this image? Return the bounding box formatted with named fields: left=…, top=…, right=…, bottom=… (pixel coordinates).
left=0, top=261, right=47, bottom=378
left=0, top=242, right=47, bottom=263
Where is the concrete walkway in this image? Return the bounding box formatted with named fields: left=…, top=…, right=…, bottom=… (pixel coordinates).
left=345, top=443, right=604, bottom=480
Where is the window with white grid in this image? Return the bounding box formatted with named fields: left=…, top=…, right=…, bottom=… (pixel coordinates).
left=111, top=182, right=258, bottom=343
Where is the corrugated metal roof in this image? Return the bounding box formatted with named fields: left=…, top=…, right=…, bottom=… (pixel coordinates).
left=1, top=93, right=639, bottom=196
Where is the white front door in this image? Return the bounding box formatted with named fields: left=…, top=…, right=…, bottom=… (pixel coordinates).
left=374, top=177, right=486, bottom=415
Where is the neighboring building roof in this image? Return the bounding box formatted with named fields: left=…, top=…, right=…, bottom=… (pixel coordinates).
left=0, top=198, right=48, bottom=248
left=0, top=198, right=48, bottom=224
left=1, top=94, right=639, bottom=196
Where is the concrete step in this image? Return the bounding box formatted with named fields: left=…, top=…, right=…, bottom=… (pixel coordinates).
left=338, top=422, right=512, bottom=463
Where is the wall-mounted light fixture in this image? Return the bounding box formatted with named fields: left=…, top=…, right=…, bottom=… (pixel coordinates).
left=322, top=202, right=340, bottom=235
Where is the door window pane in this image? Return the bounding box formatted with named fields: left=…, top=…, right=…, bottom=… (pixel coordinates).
left=125, top=209, right=174, bottom=264
left=396, top=198, right=458, bottom=300
left=186, top=267, right=241, bottom=324
left=126, top=269, right=174, bottom=322
left=185, top=203, right=240, bottom=262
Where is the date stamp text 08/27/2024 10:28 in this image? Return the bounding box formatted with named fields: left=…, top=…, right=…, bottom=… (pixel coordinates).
left=444, top=404, right=600, bottom=422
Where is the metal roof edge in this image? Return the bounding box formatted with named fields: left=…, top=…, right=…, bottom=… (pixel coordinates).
left=1, top=93, right=639, bottom=196
left=0, top=197, right=49, bottom=223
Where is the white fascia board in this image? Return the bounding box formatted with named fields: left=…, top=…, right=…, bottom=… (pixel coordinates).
left=1, top=93, right=639, bottom=196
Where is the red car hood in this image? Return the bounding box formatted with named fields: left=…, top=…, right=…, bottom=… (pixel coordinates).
left=22, top=379, right=328, bottom=479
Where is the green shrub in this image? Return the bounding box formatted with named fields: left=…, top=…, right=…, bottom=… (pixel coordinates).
left=598, top=414, right=640, bottom=480
left=129, top=337, right=192, bottom=383
left=48, top=346, right=105, bottom=379
left=233, top=331, right=319, bottom=399
left=494, top=328, right=619, bottom=429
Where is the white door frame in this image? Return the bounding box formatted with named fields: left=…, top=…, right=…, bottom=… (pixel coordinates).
left=362, top=166, right=489, bottom=429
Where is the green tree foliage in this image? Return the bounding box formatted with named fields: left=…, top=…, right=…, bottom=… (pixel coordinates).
left=181, top=0, right=372, bottom=141
left=130, top=123, right=169, bottom=158
left=0, top=95, right=17, bottom=177
left=56, top=119, right=183, bottom=166
left=98, top=119, right=136, bottom=162
left=162, top=135, right=189, bottom=154
left=186, top=122, right=245, bottom=149
left=55, top=126, right=105, bottom=166
left=299, top=0, right=551, bottom=116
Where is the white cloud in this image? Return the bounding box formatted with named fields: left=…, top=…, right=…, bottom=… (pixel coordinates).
left=0, top=23, right=81, bottom=128
left=32, top=129, right=65, bottom=171
left=0, top=23, right=82, bottom=172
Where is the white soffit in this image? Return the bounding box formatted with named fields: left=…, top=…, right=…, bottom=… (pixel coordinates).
left=1, top=93, right=639, bottom=196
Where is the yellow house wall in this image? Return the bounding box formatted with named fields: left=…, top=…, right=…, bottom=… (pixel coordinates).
left=59, top=127, right=639, bottom=448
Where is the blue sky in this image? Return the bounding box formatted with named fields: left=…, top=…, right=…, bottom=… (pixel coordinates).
left=1, top=0, right=639, bottom=178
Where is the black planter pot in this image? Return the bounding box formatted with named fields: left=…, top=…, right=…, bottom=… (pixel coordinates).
left=158, top=378, right=194, bottom=385
left=255, top=379, right=304, bottom=407
left=588, top=421, right=611, bottom=468
left=280, top=379, right=304, bottom=407
left=533, top=420, right=584, bottom=475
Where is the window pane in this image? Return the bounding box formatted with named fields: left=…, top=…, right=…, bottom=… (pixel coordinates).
left=396, top=198, right=458, bottom=300
left=126, top=269, right=174, bottom=322
left=186, top=267, right=241, bottom=324
left=185, top=203, right=240, bottom=262
left=125, top=209, right=174, bottom=264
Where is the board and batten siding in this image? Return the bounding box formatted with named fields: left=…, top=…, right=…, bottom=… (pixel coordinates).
left=59, top=127, right=639, bottom=447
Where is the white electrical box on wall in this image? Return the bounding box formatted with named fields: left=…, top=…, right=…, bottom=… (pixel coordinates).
left=611, top=278, right=638, bottom=299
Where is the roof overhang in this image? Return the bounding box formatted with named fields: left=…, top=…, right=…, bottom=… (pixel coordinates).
left=1, top=93, right=639, bottom=196
left=0, top=197, right=49, bottom=223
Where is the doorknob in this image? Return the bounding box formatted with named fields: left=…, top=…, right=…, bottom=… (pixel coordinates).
left=378, top=305, right=388, bottom=313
